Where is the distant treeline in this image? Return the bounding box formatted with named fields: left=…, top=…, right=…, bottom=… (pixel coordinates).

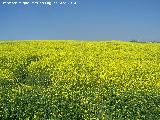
left=129, top=40, right=160, bottom=43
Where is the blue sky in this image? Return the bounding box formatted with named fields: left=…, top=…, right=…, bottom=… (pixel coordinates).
left=0, top=0, right=160, bottom=41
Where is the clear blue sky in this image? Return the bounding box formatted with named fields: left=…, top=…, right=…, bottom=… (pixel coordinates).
left=0, top=0, right=160, bottom=41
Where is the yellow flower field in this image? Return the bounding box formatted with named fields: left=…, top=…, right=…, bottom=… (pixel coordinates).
left=0, top=40, right=160, bottom=119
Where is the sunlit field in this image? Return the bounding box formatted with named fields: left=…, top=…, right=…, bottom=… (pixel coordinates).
left=0, top=40, right=160, bottom=119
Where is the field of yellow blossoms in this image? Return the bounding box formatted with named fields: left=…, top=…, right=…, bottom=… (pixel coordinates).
left=0, top=40, right=160, bottom=119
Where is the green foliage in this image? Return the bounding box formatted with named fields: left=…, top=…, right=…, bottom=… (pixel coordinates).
left=129, top=40, right=139, bottom=42
left=0, top=40, right=160, bottom=119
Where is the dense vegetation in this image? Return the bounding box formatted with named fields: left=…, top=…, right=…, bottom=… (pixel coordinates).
left=0, top=40, right=160, bottom=119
